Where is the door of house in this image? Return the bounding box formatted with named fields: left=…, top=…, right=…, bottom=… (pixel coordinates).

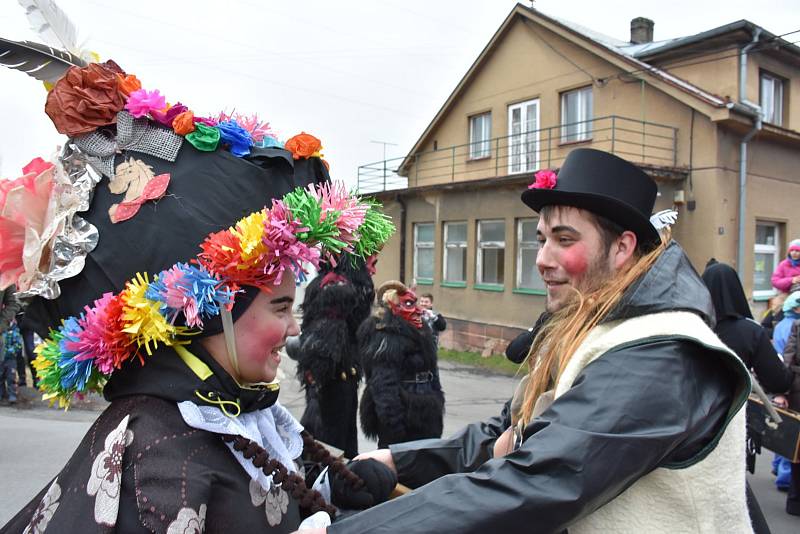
left=508, top=99, right=539, bottom=174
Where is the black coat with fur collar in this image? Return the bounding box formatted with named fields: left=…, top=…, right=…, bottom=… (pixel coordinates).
left=358, top=308, right=444, bottom=448
left=288, top=257, right=374, bottom=458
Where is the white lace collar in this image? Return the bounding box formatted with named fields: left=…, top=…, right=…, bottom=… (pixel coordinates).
left=177, top=400, right=304, bottom=491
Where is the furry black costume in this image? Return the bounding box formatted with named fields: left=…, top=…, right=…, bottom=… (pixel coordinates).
left=288, top=255, right=375, bottom=458
left=359, top=281, right=444, bottom=448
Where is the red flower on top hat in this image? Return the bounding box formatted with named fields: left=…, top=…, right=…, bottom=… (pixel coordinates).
left=529, top=169, right=557, bottom=190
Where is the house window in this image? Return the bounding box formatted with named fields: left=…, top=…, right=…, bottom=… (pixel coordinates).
left=443, top=222, right=467, bottom=283
left=477, top=220, right=505, bottom=286
left=469, top=113, right=492, bottom=159
left=754, top=222, right=781, bottom=297
left=516, top=218, right=545, bottom=291
left=508, top=99, right=539, bottom=174
left=760, top=72, right=784, bottom=126
left=413, top=223, right=435, bottom=283
left=561, top=86, right=593, bottom=142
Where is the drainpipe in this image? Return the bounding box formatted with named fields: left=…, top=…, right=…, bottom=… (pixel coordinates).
left=736, top=28, right=762, bottom=274
left=397, top=194, right=407, bottom=284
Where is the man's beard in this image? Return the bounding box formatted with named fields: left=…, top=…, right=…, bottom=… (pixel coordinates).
left=546, top=252, right=612, bottom=312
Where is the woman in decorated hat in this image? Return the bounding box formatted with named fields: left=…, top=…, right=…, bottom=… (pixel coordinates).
left=0, top=58, right=396, bottom=533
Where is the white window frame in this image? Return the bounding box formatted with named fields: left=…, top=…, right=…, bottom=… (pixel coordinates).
left=443, top=221, right=467, bottom=283
left=507, top=99, right=540, bottom=174
left=468, top=112, right=492, bottom=160
left=413, top=222, right=435, bottom=282
left=476, top=219, right=505, bottom=286
left=760, top=72, right=784, bottom=126
left=560, top=86, right=593, bottom=142
left=754, top=221, right=780, bottom=299
left=516, top=218, right=544, bottom=291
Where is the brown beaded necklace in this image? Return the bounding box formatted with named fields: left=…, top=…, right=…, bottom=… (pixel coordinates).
left=220, top=430, right=364, bottom=519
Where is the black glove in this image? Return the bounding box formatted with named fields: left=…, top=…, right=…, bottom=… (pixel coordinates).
left=330, top=459, right=398, bottom=510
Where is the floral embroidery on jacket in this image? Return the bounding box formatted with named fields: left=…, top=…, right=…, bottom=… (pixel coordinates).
left=249, top=478, right=289, bottom=526
left=22, top=479, right=61, bottom=534
left=166, top=504, right=207, bottom=534
left=86, top=415, right=133, bottom=526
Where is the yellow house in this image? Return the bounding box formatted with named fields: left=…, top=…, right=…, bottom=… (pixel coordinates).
left=360, top=3, right=800, bottom=354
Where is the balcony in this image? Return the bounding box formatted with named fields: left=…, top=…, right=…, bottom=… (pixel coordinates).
left=357, top=115, right=679, bottom=194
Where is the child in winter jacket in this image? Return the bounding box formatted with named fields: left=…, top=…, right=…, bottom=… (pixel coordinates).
left=771, top=239, right=800, bottom=293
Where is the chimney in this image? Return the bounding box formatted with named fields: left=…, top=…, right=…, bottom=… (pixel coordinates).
left=630, top=17, right=654, bottom=44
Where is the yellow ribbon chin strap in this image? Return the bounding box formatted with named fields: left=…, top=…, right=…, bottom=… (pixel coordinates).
left=220, top=306, right=241, bottom=378
left=173, top=345, right=214, bottom=381
left=172, top=346, right=242, bottom=418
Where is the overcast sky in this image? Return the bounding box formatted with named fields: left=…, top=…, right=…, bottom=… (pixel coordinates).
left=1, top=0, right=796, bottom=186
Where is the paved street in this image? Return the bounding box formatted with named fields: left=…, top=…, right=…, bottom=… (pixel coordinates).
left=1, top=359, right=798, bottom=533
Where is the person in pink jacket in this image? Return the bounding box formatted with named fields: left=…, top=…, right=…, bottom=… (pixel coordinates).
left=771, top=239, right=800, bottom=292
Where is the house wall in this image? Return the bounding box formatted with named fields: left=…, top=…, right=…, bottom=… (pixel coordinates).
left=403, top=17, right=694, bottom=187
left=369, top=12, right=800, bottom=351
left=661, top=49, right=740, bottom=103
left=747, top=50, right=800, bottom=130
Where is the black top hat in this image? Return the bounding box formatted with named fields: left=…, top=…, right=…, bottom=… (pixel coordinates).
left=521, top=148, right=659, bottom=247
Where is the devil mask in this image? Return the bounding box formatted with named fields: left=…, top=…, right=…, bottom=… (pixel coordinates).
left=388, top=288, right=423, bottom=329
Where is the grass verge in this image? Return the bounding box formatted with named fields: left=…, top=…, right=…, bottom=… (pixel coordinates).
left=438, top=348, right=524, bottom=376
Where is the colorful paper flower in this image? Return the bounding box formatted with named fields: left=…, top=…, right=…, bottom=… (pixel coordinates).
left=172, top=111, right=196, bottom=135
left=150, top=102, right=188, bottom=128
left=263, top=201, right=321, bottom=285
left=217, top=112, right=274, bottom=143
left=120, top=273, right=188, bottom=357
left=185, top=123, right=221, bottom=152
left=193, top=116, right=218, bottom=127
left=0, top=161, right=56, bottom=290
left=529, top=169, right=557, bottom=190
left=281, top=187, right=347, bottom=254
left=285, top=132, right=322, bottom=160
left=116, top=74, right=142, bottom=96
left=310, top=182, right=367, bottom=250
left=66, top=293, right=131, bottom=375
left=124, top=89, right=167, bottom=119
left=21, top=157, right=54, bottom=177
left=58, top=317, right=97, bottom=392
left=147, top=263, right=233, bottom=328
left=44, top=62, right=126, bottom=136
left=198, top=230, right=254, bottom=290
left=255, top=136, right=283, bottom=149
left=32, top=330, right=65, bottom=397
left=353, top=200, right=396, bottom=259
left=217, top=120, right=253, bottom=158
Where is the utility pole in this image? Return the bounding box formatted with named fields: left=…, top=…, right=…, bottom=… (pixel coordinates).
left=370, top=140, right=398, bottom=191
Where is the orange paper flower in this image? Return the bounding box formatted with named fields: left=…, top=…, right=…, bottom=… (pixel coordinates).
left=285, top=132, right=322, bottom=160
left=45, top=62, right=126, bottom=136
left=172, top=111, right=196, bottom=135
left=116, top=74, right=142, bottom=96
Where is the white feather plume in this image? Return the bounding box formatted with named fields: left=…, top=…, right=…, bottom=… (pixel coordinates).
left=18, top=0, right=81, bottom=56
left=649, top=209, right=678, bottom=231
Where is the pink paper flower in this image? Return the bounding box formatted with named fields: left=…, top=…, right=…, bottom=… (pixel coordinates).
left=216, top=111, right=274, bottom=143
left=263, top=200, right=321, bottom=285
left=310, top=182, right=367, bottom=248
left=529, top=169, right=557, bottom=190
left=124, top=89, right=167, bottom=119
left=0, top=160, right=56, bottom=289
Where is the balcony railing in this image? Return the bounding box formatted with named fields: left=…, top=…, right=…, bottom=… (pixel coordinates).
left=357, top=115, right=679, bottom=194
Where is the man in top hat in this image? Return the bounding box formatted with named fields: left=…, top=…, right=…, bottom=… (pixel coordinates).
left=314, top=149, right=752, bottom=533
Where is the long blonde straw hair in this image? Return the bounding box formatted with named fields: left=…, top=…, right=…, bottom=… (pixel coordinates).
left=520, top=216, right=670, bottom=426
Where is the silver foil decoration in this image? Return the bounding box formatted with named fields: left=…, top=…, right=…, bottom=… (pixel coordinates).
left=72, top=110, right=183, bottom=179
left=17, top=145, right=101, bottom=300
